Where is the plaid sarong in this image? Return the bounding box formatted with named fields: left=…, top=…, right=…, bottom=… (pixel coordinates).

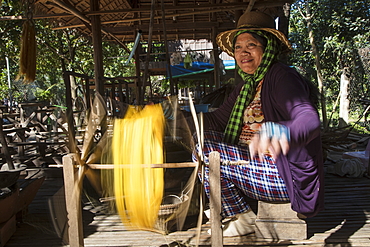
left=194, top=130, right=289, bottom=218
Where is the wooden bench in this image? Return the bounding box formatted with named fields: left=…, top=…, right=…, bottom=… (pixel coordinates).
left=255, top=201, right=307, bottom=240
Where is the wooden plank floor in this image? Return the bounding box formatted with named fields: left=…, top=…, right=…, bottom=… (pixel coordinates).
left=5, top=161, right=370, bottom=247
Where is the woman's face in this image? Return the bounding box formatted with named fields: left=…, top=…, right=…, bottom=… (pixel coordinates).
left=234, top=33, right=264, bottom=75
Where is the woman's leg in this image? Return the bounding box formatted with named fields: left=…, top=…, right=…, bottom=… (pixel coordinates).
left=195, top=131, right=289, bottom=218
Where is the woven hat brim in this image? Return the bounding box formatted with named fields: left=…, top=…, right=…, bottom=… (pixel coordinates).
left=216, top=27, right=292, bottom=57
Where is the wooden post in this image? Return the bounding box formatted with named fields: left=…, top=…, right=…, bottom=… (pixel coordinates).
left=90, top=0, right=105, bottom=97
left=140, top=0, right=156, bottom=104
left=84, top=76, right=91, bottom=110
left=211, top=8, right=220, bottom=90
left=124, top=80, right=130, bottom=104
left=160, top=0, right=175, bottom=96
left=90, top=0, right=108, bottom=136
left=117, top=81, right=122, bottom=102
left=0, top=113, right=14, bottom=169
left=111, top=80, right=116, bottom=100
left=209, top=151, right=223, bottom=247
left=63, top=72, right=77, bottom=153
left=134, top=32, right=141, bottom=105
left=63, top=153, right=84, bottom=247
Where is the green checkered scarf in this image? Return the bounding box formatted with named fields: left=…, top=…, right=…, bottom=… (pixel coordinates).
left=223, top=30, right=280, bottom=144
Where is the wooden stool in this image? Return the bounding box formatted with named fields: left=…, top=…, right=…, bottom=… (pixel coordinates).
left=255, top=201, right=307, bottom=240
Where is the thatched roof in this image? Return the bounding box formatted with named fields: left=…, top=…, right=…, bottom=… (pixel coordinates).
left=33, top=0, right=294, bottom=46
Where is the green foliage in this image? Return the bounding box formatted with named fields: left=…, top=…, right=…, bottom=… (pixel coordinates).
left=0, top=0, right=369, bottom=130
left=0, top=1, right=135, bottom=106
left=289, top=0, right=370, bottom=128
left=152, top=76, right=170, bottom=97
left=34, top=84, right=58, bottom=102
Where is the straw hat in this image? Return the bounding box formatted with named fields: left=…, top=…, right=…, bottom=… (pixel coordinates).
left=216, top=11, right=292, bottom=57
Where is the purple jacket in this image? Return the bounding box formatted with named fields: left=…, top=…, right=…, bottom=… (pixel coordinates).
left=201, top=62, right=324, bottom=217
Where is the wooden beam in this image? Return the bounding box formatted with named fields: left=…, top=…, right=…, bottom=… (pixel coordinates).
left=109, top=26, right=235, bottom=39
left=87, top=162, right=197, bottom=169
left=53, top=7, right=238, bottom=29
left=245, top=0, right=257, bottom=13
left=111, top=31, right=215, bottom=40
left=50, top=0, right=91, bottom=25
left=51, top=1, right=289, bottom=30
left=104, top=21, right=235, bottom=33
left=0, top=13, right=73, bottom=21
left=2, top=1, right=294, bottom=22
left=85, top=1, right=290, bottom=15
left=50, top=0, right=130, bottom=53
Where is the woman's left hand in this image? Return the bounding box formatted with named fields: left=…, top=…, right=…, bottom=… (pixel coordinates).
left=249, top=122, right=290, bottom=160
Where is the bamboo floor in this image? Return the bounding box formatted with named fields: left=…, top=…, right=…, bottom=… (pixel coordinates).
left=4, top=156, right=370, bottom=247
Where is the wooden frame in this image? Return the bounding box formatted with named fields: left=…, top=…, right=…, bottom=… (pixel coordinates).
left=62, top=151, right=222, bottom=247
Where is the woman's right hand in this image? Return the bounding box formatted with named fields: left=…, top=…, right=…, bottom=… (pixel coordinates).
left=249, top=122, right=290, bottom=160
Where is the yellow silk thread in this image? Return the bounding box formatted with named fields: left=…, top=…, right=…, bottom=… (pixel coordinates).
left=112, top=104, right=165, bottom=231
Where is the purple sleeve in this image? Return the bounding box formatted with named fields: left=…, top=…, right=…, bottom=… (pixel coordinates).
left=262, top=65, right=321, bottom=147
left=262, top=63, right=324, bottom=218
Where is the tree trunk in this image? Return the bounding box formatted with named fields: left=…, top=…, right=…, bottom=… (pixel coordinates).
left=278, top=3, right=291, bottom=64
left=339, top=68, right=350, bottom=127
left=304, top=2, right=328, bottom=129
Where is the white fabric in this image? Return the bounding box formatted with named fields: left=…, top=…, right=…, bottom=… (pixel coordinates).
left=327, top=158, right=366, bottom=178
left=222, top=209, right=256, bottom=237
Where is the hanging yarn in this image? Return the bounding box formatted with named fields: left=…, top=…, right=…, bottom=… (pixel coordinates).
left=112, top=104, right=165, bottom=231
left=18, top=18, right=36, bottom=83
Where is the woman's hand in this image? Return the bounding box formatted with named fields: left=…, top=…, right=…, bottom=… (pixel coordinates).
left=249, top=122, right=290, bottom=160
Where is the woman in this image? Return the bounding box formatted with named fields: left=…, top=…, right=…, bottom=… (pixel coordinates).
left=193, top=11, right=324, bottom=237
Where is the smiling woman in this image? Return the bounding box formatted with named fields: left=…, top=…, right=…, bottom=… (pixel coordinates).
left=234, top=33, right=265, bottom=74
left=188, top=10, right=325, bottom=237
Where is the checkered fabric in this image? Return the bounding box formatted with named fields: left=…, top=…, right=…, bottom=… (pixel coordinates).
left=223, top=31, right=279, bottom=144
left=194, top=130, right=289, bottom=218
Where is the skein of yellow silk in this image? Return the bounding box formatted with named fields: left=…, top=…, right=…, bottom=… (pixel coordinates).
left=112, top=104, right=165, bottom=231
left=18, top=19, right=36, bottom=83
